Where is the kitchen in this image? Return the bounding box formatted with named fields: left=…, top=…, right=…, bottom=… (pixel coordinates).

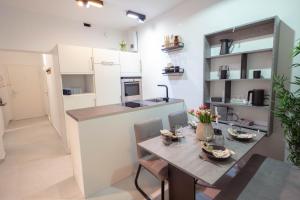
left=0, top=0, right=300, bottom=200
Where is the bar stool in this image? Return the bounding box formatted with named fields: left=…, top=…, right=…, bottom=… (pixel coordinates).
left=134, top=118, right=168, bottom=200
left=168, top=110, right=188, bottom=131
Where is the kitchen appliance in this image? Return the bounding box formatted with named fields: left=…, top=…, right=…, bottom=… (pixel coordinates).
left=220, top=39, right=233, bottom=55
left=253, top=70, right=261, bottom=79
left=247, top=89, right=265, bottom=106
left=218, top=65, right=230, bottom=79
left=63, top=88, right=82, bottom=95
left=121, top=77, right=142, bottom=102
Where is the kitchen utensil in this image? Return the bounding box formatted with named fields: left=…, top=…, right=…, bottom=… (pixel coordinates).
left=253, top=70, right=261, bottom=79
left=220, top=39, right=233, bottom=55
left=247, top=89, right=265, bottom=106
left=218, top=65, right=230, bottom=79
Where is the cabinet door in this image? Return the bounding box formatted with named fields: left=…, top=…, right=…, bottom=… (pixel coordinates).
left=63, top=94, right=96, bottom=111
left=93, top=49, right=120, bottom=65
left=120, top=52, right=141, bottom=76
left=58, top=45, right=93, bottom=74
left=95, top=64, right=121, bottom=106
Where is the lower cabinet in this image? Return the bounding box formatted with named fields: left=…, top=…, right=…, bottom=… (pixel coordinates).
left=63, top=93, right=96, bottom=111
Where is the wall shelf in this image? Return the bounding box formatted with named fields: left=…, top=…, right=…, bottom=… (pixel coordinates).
left=161, top=42, right=184, bottom=53
left=162, top=72, right=184, bottom=76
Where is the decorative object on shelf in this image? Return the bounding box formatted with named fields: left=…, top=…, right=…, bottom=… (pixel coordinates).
left=218, top=65, right=230, bottom=79
left=253, top=70, right=262, bottom=79
left=188, top=105, right=218, bottom=141
left=220, top=39, right=233, bottom=55
left=162, top=35, right=184, bottom=53
left=273, top=41, right=300, bottom=166
left=247, top=89, right=266, bottom=106
left=162, top=63, right=184, bottom=75
left=76, top=0, right=104, bottom=8
left=119, top=40, right=127, bottom=51
left=210, top=97, right=223, bottom=103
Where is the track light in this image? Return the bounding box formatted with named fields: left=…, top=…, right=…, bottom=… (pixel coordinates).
left=76, top=0, right=103, bottom=8
left=126, top=10, right=146, bottom=23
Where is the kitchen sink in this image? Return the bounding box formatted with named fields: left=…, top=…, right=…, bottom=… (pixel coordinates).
left=146, top=98, right=168, bottom=103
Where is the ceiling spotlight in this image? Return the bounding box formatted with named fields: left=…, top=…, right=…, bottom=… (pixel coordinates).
left=126, top=10, right=146, bottom=23
left=76, top=0, right=103, bottom=8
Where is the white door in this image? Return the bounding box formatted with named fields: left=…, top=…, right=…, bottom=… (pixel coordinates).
left=93, top=49, right=120, bottom=65
left=95, top=64, right=121, bottom=106
left=58, top=45, right=93, bottom=74
left=7, top=65, right=46, bottom=120
left=120, top=52, right=141, bottom=76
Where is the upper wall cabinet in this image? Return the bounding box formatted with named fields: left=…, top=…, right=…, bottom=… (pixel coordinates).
left=120, top=52, right=141, bottom=77
left=58, top=45, right=94, bottom=74
left=93, top=49, right=120, bottom=65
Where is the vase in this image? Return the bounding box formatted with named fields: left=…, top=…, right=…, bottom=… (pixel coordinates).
left=196, top=123, right=214, bottom=141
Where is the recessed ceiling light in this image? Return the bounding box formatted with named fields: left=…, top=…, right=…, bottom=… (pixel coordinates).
left=126, top=10, right=146, bottom=23
left=76, top=0, right=103, bottom=8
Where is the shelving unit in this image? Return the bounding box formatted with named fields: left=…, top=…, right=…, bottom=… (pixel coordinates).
left=203, top=17, right=280, bottom=135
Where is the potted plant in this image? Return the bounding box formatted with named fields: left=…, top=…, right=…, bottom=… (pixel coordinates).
left=273, top=41, right=300, bottom=166
left=189, top=105, right=217, bottom=141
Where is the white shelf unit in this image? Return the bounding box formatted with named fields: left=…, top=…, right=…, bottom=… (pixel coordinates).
left=62, top=74, right=95, bottom=95
left=203, top=17, right=280, bottom=134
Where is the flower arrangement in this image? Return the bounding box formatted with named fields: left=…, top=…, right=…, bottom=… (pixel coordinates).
left=188, top=105, right=217, bottom=124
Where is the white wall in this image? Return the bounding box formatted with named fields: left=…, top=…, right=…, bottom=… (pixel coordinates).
left=0, top=4, right=124, bottom=53
left=136, top=0, right=300, bottom=161
left=137, top=0, right=300, bottom=109
left=0, top=50, right=47, bottom=123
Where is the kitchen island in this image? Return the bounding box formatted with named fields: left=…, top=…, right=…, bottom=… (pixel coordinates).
left=66, top=99, right=185, bottom=198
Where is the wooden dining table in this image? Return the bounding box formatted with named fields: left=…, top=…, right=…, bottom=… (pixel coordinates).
left=138, top=123, right=265, bottom=200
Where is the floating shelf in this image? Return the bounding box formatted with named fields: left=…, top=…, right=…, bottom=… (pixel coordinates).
left=162, top=72, right=184, bottom=76
left=161, top=42, right=184, bottom=53
left=205, top=48, right=273, bottom=59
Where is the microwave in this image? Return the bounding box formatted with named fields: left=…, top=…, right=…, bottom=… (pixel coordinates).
left=121, top=77, right=142, bottom=102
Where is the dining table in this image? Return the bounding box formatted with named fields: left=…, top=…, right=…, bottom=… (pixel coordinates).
left=138, top=123, right=265, bottom=200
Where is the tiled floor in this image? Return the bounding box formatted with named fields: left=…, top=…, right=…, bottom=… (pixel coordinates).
left=0, top=116, right=164, bottom=200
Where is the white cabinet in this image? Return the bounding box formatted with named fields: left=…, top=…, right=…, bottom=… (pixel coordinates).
left=63, top=93, right=96, bottom=111
left=93, top=49, right=120, bottom=65
left=120, top=52, right=141, bottom=76
left=95, top=64, right=121, bottom=106
left=58, top=45, right=93, bottom=74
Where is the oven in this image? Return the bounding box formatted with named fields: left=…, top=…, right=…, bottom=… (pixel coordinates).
left=121, top=77, right=142, bottom=102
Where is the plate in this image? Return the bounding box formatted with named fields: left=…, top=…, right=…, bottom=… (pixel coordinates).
left=228, top=128, right=256, bottom=141
left=160, top=129, right=184, bottom=139
left=201, top=142, right=231, bottom=161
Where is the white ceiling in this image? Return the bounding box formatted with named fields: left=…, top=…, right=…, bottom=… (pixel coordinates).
left=0, top=0, right=186, bottom=30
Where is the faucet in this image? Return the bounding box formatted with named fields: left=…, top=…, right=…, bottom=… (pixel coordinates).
left=157, top=85, right=169, bottom=102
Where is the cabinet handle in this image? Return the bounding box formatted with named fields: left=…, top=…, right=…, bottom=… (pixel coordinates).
left=91, top=57, right=94, bottom=71
left=101, top=61, right=115, bottom=65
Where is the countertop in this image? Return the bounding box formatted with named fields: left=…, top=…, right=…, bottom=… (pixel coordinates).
left=66, top=98, right=184, bottom=122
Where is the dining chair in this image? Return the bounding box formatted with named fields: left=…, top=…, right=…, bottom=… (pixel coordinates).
left=168, top=110, right=188, bottom=131
left=134, top=118, right=168, bottom=200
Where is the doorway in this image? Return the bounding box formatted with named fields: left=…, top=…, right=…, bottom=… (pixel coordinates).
left=0, top=50, right=47, bottom=121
